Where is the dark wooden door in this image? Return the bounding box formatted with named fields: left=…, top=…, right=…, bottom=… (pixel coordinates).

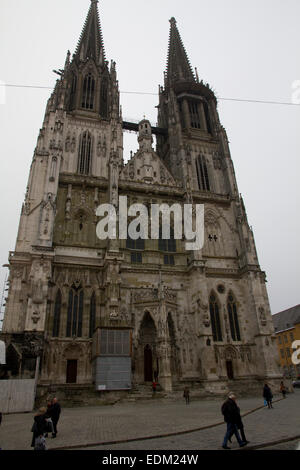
left=226, top=360, right=234, bottom=380
left=144, top=345, right=153, bottom=382
left=66, top=360, right=77, bottom=383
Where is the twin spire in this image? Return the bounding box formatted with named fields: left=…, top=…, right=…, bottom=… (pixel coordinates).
left=166, top=17, right=195, bottom=85
left=74, top=2, right=195, bottom=84
left=75, top=0, right=105, bottom=62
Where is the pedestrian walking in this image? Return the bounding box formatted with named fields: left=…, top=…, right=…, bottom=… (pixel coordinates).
left=152, top=380, right=157, bottom=395
left=221, top=393, right=247, bottom=449
left=280, top=381, right=287, bottom=399
left=228, top=398, right=249, bottom=444
left=183, top=387, right=190, bottom=405
left=51, top=397, right=61, bottom=438
left=263, top=383, right=273, bottom=408
left=44, top=399, right=54, bottom=437
left=31, top=407, right=48, bottom=449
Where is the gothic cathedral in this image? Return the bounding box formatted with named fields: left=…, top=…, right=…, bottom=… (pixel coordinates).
left=1, top=1, right=281, bottom=402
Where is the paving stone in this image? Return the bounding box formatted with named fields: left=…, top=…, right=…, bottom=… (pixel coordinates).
left=0, top=391, right=299, bottom=451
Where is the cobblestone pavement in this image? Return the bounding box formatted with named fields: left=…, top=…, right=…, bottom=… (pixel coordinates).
left=0, top=390, right=299, bottom=451
left=76, top=390, right=300, bottom=451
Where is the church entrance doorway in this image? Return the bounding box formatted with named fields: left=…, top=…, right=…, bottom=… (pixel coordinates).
left=137, top=311, right=157, bottom=383
left=226, top=360, right=234, bottom=380
left=144, top=345, right=153, bottom=382
left=66, top=359, right=77, bottom=383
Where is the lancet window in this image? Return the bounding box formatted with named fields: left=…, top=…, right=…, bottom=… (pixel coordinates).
left=209, top=294, right=223, bottom=342
left=78, top=131, right=92, bottom=175
left=82, top=73, right=95, bottom=110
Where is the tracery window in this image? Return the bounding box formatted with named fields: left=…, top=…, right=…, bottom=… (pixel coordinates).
left=78, top=131, right=92, bottom=175
left=196, top=155, right=210, bottom=191
left=227, top=293, right=241, bottom=341
left=188, top=100, right=201, bottom=129
left=209, top=294, right=222, bottom=342
left=82, top=73, right=95, bottom=110
left=66, top=285, right=84, bottom=338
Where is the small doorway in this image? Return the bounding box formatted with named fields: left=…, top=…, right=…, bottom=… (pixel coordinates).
left=226, top=360, right=234, bottom=380
left=144, top=345, right=153, bottom=382
left=66, top=359, right=78, bottom=383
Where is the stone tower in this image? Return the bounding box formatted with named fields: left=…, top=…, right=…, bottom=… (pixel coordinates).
left=1, top=1, right=281, bottom=402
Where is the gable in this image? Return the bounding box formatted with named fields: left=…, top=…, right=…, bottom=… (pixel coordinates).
left=120, top=149, right=178, bottom=187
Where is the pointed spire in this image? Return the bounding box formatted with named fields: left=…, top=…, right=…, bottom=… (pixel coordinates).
left=166, top=17, right=195, bottom=85
left=75, top=0, right=105, bottom=62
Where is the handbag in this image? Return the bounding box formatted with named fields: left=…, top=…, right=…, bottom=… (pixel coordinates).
left=46, top=418, right=54, bottom=433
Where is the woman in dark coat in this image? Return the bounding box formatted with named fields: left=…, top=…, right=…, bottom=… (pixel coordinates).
left=31, top=407, right=48, bottom=448
left=228, top=402, right=249, bottom=443
left=263, top=383, right=273, bottom=409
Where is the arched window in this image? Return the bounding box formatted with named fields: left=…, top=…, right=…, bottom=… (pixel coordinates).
left=66, top=285, right=84, bottom=338
left=89, top=291, right=96, bottom=338
left=227, top=293, right=241, bottom=341
left=188, top=99, right=201, bottom=129
left=78, top=131, right=92, bottom=175
left=209, top=294, right=222, bottom=342
left=82, top=73, right=95, bottom=110
left=52, top=290, right=62, bottom=337
left=196, top=155, right=210, bottom=191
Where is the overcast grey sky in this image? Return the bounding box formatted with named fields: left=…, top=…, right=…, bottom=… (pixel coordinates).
left=0, top=0, right=299, bottom=324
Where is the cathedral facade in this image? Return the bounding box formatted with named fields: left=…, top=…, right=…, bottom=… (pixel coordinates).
left=1, top=1, right=281, bottom=401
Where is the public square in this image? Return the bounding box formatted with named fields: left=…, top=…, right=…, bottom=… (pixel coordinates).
left=0, top=389, right=299, bottom=451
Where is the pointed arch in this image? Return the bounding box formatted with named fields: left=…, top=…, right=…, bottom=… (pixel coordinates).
left=78, top=131, right=92, bottom=175
left=82, top=73, right=95, bottom=110
left=209, top=292, right=223, bottom=342
left=52, top=289, right=62, bottom=337
left=227, top=292, right=241, bottom=341
left=89, top=291, right=96, bottom=338
left=66, top=284, right=84, bottom=338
